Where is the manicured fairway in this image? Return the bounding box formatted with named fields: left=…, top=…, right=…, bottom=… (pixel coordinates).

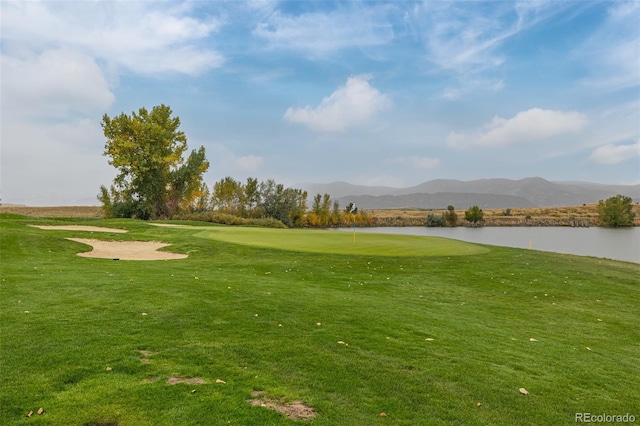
left=193, top=225, right=489, bottom=257
left=1, top=215, right=639, bottom=425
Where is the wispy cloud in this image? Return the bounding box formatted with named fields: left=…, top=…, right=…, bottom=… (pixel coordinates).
left=589, top=140, right=640, bottom=165
left=253, top=4, right=394, bottom=57
left=447, top=108, right=587, bottom=148
left=284, top=75, right=391, bottom=132
left=439, top=78, right=504, bottom=100
left=410, top=0, right=566, bottom=75
left=576, top=2, right=640, bottom=91
left=234, top=155, right=264, bottom=172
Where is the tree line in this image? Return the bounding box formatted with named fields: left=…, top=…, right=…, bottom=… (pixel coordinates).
left=97, top=105, right=370, bottom=227
left=181, top=176, right=372, bottom=228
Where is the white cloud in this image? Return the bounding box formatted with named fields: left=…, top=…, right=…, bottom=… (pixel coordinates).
left=1, top=49, right=115, bottom=118
left=576, top=2, right=640, bottom=91
left=0, top=1, right=224, bottom=76
left=284, top=75, right=391, bottom=132
left=395, top=156, right=440, bottom=170
left=447, top=108, right=588, bottom=148
left=253, top=5, right=394, bottom=56
left=234, top=155, right=264, bottom=172
left=589, top=141, right=640, bottom=165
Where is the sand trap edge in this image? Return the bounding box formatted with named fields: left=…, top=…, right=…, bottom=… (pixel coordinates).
left=30, top=225, right=128, bottom=233
left=66, top=238, right=188, bottom=260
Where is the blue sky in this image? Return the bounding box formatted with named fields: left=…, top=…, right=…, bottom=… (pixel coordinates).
left=1, top=0, right=638, bottom=205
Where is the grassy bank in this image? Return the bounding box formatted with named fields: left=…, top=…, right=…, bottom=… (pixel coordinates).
left=1, top=215, right=639, bottom=425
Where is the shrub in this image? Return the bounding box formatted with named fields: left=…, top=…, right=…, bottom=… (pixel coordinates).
left=444, top=205, right=458, bottom=226
left=464, top=205, right=484, bottom=225
left=173, top=212, right=287, bottom=228
left=426, top=213, right=446, bottom=227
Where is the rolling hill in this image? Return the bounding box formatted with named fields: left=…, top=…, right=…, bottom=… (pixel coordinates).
left=301, top=177, right=640, bottom=209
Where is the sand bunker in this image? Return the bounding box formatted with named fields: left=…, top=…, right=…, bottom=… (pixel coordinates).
left=31, top=225, right=128, bottom=233
left=67, top=238, right=187, bottom=260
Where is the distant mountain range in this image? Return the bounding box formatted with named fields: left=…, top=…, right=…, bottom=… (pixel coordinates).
left=300, top=177, right=640, bottom=210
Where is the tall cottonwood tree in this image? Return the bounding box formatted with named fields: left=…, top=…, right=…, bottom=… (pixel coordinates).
left=211, top=176, right=244, bottom=215
left=99, top=105, right=209, bottom=219
left=244, top=177, right=261, bottom=217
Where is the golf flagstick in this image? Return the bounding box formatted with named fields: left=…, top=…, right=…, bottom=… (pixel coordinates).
left=353, top=221, right=356, bottom=243
left=350, top=203, right=357, bottom=244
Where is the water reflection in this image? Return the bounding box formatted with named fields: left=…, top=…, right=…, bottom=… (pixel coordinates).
left=334, top=226, right=639, bottom=263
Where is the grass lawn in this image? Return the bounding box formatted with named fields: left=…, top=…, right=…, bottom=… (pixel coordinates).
left=1, top=215, right=638, bottom=425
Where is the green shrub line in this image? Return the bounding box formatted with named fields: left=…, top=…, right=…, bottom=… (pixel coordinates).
left=1, top=214, right=638, bottom=425
left=173, top=211, right=288, bottom=228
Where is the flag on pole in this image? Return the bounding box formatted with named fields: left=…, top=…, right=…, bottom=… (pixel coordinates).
left=350, top=203, right=357, bottom=243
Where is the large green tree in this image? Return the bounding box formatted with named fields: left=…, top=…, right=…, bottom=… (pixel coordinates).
left=597, top=195, right=636, bottom=227
left=99, top=105, right=209, bottom=219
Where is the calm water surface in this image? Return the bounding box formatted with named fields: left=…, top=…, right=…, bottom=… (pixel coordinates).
left=337, top=226, right=639, bottom=264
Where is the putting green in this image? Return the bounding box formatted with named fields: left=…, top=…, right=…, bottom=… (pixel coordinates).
left=194, top=226, right=489, bottom=257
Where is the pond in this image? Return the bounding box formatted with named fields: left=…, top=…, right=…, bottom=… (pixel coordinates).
left=334, top=226, right=640, bottom=264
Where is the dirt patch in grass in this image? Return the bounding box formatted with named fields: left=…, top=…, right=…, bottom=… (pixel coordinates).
left=167, top=377, right=206, bottom=385
left=248, top=391, right=316, bottom=421
left=31, top=225, right=128, bottom=233
left=66, top=238, right=187, bottom=260
left=139, top=350, right=156, bottom=363
left=84, top=423, right=119, bottom=426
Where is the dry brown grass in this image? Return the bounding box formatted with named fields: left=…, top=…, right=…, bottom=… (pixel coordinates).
left=0, top=205, right=103, bottom=218
left=370, top=203, right=640, bottom=226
